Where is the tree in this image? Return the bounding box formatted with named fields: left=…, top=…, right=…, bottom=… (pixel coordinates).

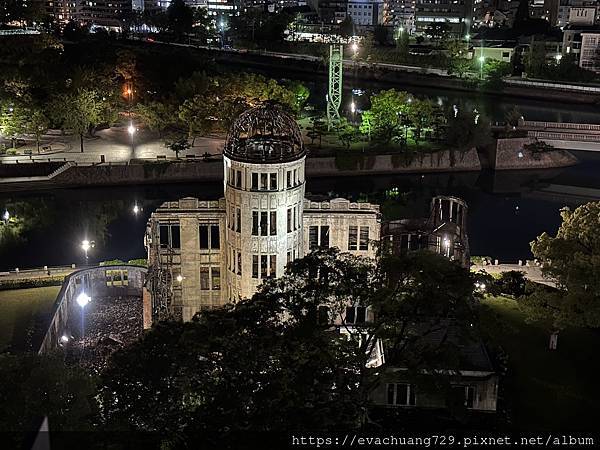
left=373, top=25, right=388, bottom=46
left=50, top=89, right=110, bottom=152
left=98, top=249, right=477, bottom=445
left=307, top=117, right=327, bottom=148
left=179, top=96, right=211, bottom=144
left=407, top=99, right=434, bottom=144
left=448, top=57, right=472, bottom=78
left=524, top=202, right=600, bottom=330
left=524, top=41, right=547, bottom=78
left=165, top=134, right=191, bottom=158
left=444, top=107, right=492, bottom=151
left=134, top=101, right=177, bottom=137
left=336, top=117, right=358, bottom=150
left=495, top=271, right=527, bottom=297
left=366, top=89, right=409, bottom=143
left=359, top=110, right=374, bottom=141
left=25, top=108, right=49, bottom=153
left=192, top=7, right=213, bottom=43
left=339, top=16, right=354, bottom=39
left=0, top=354, right=96, bottom=449
left=504, top=106, right=522, bottom=127
left=0, top=103, right=28, bottom=148
left=166, top=0, right=194, bottom=41
left=396, top=30, right=409, bottom=60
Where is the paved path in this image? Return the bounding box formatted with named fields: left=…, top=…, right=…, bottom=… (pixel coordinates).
left=1, top=126, right=225, bottom=165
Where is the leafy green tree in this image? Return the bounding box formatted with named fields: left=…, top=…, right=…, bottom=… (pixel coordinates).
left=25, top=108, right=49, bottom=152
left=524, top=41, right=547, bottom=78
left=504, top=106, right=522, bottom=127
left=336, top=117, right=358, bottom=150
left=50, top=89, right=111, bottom=152
left=134, top=101, right=177, bottom=137
left=448, top=57, right=472, bottom=78
left=359, top=110, right=374, bottom=141
left=495, top=271, right=527, bottom=297
left=179, top=96, right=211, bottom=144
left=165, top=134, right=191, bottom=158
left=0, top=103, right=27, bottom=148
left=407, top=99, right=434, bottom=144
left=192, top=7, right=214, bottom=43
left=524, top=202, right=600, bottom=329
left=307, top=117, right=327, bottom=147
left=286, top=81, right=310, bottom=111
left=367, top=89, right=409, bottom=143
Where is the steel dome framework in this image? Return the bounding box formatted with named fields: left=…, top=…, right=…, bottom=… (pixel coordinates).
left=224, top=103, right=305, bottom=163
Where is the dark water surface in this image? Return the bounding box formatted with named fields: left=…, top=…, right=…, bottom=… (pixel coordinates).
left=2, top=151, right=600, bottom=271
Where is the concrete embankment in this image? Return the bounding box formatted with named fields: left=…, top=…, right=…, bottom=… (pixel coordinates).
left=0, top=149, right=481, bottom=191
left=493, top=138, right=578, bottom=170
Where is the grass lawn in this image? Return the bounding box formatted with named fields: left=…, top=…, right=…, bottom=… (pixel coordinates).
left=480, top=296, right=600, bottom=431
left=0, top=287, right=60, bottom=352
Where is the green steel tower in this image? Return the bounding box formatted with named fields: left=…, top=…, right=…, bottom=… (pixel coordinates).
left=327, top=44, right=343, bottom=130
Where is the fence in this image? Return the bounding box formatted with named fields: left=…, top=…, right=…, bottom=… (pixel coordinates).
left=523, top=121, right=600, bottom=132
left=528, top=130, right=600, bottom=142
left=505, top=78, right=600, bottom=93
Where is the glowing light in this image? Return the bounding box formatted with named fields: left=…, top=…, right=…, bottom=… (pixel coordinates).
left=128, top=124, right=136, bottom=135
left=555, top=54, right=562, bottom=62
left=176, top=274, right=183, bottom=283
left=2, top=210, right=9, bottom=221
left=133, top=204, right=140, bottom=214
left=465, top=33, right=470, bottom=41
left=351, top=42, right=358, bottom=53
left=60, top=335, right=69, bottom=343
left=81, top=240, right=91, bottom=252
left=478, top=56, right=485, bottom=63
left=350, top=101, right=356, bottom=113
left=76, top=292, right=91, bottom=308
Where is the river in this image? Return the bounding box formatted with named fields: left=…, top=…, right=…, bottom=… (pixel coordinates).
left=2, top=150, right=600, bottom=271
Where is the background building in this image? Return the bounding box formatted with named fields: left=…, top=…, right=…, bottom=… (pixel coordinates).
left=414, top=0, right=473, bottom=37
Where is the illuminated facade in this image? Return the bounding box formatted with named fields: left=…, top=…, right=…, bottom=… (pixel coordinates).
left=146, top=104, right=381, bottom=320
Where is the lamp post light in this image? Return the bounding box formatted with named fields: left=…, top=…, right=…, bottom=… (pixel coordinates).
left=478, top=55, right=485, bottom=80
left=555, top=53, right=563, bottom=63
left=81, top=239, right=94, bottom=263
left=76, top=292, right=91, bottom=354
left=133, top=202, right=141, bottom=215
left=2, top=209, right=9, bottom=223
left=442, top=236, right=451, bottom=258
left=128, top=122, right=136, bottom=155
left=465, top=33, right=470, bottom=42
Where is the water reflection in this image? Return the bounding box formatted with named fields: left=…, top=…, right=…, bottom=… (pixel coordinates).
left=3, top=152, right=600, bottom=270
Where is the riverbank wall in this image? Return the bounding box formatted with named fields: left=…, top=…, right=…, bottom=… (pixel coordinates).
left=0, top=149, right=481, bottom=191
left=0, top=144, right=580, bottom=191
left=494, top=138, right=579, bottom=170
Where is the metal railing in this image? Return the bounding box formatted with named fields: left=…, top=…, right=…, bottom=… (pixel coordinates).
left=523, top=120, right=600, bottom=132
left=528, top=130, right=600, bottom=142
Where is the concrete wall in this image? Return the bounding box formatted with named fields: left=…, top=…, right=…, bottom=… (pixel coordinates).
left=29, top=150, right=482, bottom=190
left=494, top=138, right=578, bottom=170
left=37, top=265, right=147, bottom=354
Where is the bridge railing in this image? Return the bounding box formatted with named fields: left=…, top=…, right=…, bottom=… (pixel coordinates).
left=37, top=265, right=147, bottom=354
left=528, top=130, right=600, bottom=142
left=523, top=120, right=600, bottom=132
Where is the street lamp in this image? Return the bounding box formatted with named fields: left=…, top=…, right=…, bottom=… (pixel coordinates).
left=2, top=209, right=9, bottom=223
left=81, top=239, right=94, bottom=262
left=133, top=202, right=140, bottom=215
left=555, top=53, right=563, bottom=63
left=76, top=292, right=90, bottom=353
left=128, top=122, right=136, bottom=155
left=465, top=33, right=470, bottom=42
left=478, top=55, right=485, bottom=80
left=351, top=41, right=358, bottom=54
left=77, top=292, right=91, bottom=308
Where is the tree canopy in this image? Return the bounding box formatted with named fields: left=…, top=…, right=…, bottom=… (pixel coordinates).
left=523, top=202, right=600, bottom=329
left=98, top=249, right=477, bottom=446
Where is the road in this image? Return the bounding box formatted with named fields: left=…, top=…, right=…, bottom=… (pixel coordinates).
left=1, top=125, right=225, bottom=165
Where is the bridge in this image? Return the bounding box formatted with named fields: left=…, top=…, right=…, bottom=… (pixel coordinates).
left=517, top=120, right=600, bottom=151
